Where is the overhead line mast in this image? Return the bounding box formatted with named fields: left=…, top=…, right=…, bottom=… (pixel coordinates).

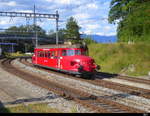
left=0, top=6, right=59, bottom=47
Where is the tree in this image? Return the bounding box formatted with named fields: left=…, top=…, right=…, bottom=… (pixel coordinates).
left=108, top=0, right=150, bottom=42
left=5, top=25, right=46, bottom=37
left=64, top=17, right=81, bottom=41
left=47, top=28, right=66, bottom=44
left=2, top=25, right=48, bottom=53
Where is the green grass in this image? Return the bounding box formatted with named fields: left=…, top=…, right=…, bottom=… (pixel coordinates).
left=4, top=51, right=32, bottom=58
left=0, top=103, right=61, bottom=113
left=88, top=42, right=150, bottom=76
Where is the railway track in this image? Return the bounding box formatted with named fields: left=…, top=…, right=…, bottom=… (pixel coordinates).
left=21, top=57, right=150, bottom=100
left=0, top=58, right=145, bottom=113
left=96, top=72, right=150, bottom=85
left=17, top=57, right=150, bottom=112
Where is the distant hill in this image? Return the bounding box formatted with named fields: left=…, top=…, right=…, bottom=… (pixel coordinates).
left=81, top=34, right=117, bottom=43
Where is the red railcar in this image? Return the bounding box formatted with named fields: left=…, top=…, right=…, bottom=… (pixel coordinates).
left=32, top=44, right=100, bottom=77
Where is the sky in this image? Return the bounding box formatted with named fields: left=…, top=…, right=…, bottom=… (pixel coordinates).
left=0, top=0, right=117, bottom=36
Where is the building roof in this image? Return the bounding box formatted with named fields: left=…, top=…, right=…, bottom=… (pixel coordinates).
left=36, top=44, right=87, bottom=49
left=0, top=43, right=17, bottom=45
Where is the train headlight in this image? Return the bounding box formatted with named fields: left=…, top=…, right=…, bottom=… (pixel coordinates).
left=70, top=61, right=78, bottom=66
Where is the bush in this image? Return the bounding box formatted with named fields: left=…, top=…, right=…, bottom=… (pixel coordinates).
left=4, top=51, right=32, bottom=58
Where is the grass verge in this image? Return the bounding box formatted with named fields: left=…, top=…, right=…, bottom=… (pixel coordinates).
left=88, top=42, right=150, bottom=76
left=0, top=103, right=61, bottom=113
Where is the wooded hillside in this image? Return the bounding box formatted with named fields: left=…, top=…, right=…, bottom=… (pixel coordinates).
left=109, top=0, right=150, bottom=42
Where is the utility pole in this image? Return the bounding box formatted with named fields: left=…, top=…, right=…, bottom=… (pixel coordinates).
left=56, top=10, right=59, bottom=45
left=33, top=5, right=38, bottom=48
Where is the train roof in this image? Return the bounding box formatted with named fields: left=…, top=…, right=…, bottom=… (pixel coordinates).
left=36, top=44, right=87, bottom=49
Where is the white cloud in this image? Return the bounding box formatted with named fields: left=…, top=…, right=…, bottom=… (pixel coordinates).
left=104, top=26, right=111, bottom=31
left=14, top=10, right=33, bottom=13
left=0, top=17, right=21, bottom=28
left=0, top=0, right=117, bottom=36
left=1, top=1, right=17, bottom=7
left=86, top=24, right=99, bottom=30
left=86, top=3, right=98, bottom=9
left=0, top=20, right=8, bottom=25
left=73, top=13, right=90, bottom=20
left=46, top=0, right=81, bottom=5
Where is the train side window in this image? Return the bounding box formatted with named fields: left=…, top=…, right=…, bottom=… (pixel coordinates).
left=45, top=51, right=48, bottom=58
left=48, top=51, right=51, bottom=58
left=62, top=50, right=67, bottom=56
left=40, top=52, right=42, bottom=57
left=37, top=51, right=40, bottom=57
left=43, top=51, right=45, bottom=57
left=51, top=51, right=55, bottom=57
left=39, top=51, right=42, bottom=57
left=40, top=51, right=44, bottom=57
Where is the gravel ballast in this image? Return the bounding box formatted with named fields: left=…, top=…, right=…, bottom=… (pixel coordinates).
left=0, top=60, right=92, bottom=113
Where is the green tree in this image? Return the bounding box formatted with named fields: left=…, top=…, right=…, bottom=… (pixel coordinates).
left=47, top=28, right=66, bottom=43
left=108, top=0, right=150, bottom=42
left=64, top=17, right=81, bottom=42
left=2, top=25, right=47, bottom=53
left=5, top=25, right=46, bottom=37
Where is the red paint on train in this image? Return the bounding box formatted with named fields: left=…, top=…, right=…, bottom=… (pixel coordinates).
left=32, top=44, right=100, bottom=77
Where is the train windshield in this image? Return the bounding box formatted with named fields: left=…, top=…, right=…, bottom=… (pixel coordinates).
left=62, top=50, right=87, bottom=56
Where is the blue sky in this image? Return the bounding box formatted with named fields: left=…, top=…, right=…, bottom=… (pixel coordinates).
left=0, top=0, right=117, bottom=36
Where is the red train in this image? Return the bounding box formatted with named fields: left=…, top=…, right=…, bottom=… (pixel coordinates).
left=32, top=44, right=100, bottom=78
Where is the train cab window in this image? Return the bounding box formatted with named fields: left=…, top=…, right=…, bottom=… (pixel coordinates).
left=67, top=50, right=75, bottom=56
left=82, top=50, right=88, bottom=56
left=75, top=50, right=81, bottom=55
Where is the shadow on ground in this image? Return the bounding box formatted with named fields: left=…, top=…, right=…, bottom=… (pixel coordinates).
left=95, top=72, right=118, bottom=79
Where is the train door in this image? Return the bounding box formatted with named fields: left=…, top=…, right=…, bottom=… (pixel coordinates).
left=57, top=50, right=61, bottom=69
left=38, top=51, right=44, bottom=65
left=35, top=50, right=38, bottom=64
left=50, top=50, right=58, bottom=69
left=59, top=49, right=67, bottom=70
left=43, top=51, right=49, bottom=66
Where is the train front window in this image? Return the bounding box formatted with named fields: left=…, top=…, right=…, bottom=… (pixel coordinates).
left=82, top=50, right=88, bottom=56
left=66, top=50, right=82, bottom=56
left=67, top=50, right=75, bottom=56
left=75, top=50, right=81, bottom=55
left=62, top=49, right=85, bottom=56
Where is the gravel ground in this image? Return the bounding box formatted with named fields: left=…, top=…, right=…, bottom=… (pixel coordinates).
left=13, top=58, right=150, bottom=112
left=0, top=60, right=92, bottom=113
